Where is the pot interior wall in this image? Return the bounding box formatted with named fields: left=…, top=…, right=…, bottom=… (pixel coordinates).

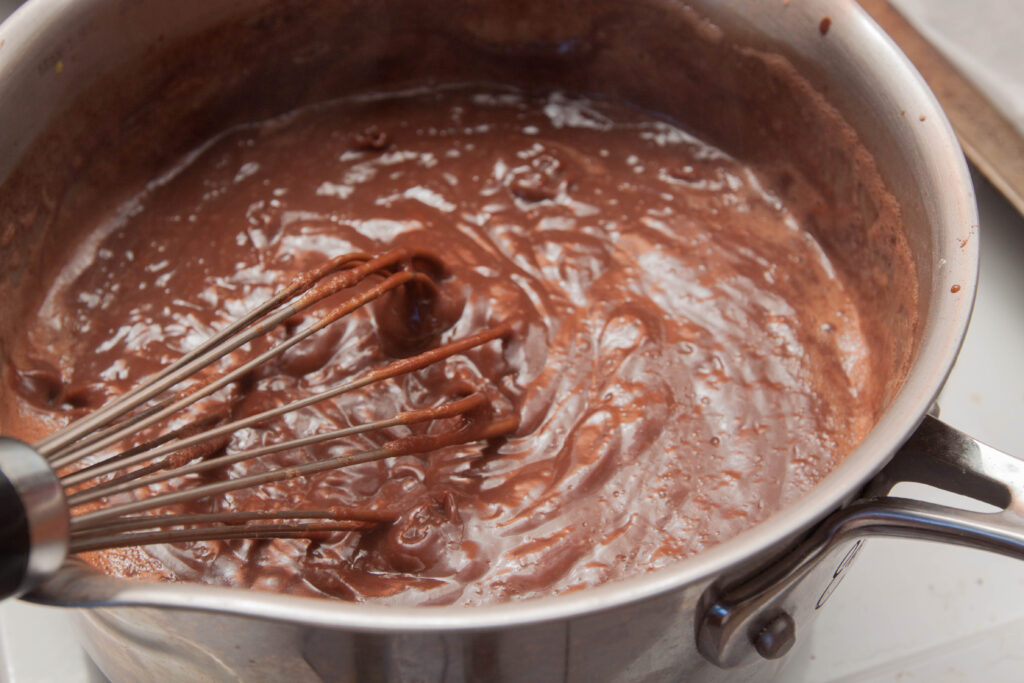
left=0, top=0, right=918, bottom=440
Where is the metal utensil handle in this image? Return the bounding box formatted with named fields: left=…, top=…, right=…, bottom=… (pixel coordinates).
left=0, top=462, right=32, bottom=599
left=0, top=439, right=69, bottom=600
left=697, top=415, right=1024, bottom=668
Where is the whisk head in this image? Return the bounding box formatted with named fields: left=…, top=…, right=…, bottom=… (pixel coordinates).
left=30, top=248, right=517, bottom=555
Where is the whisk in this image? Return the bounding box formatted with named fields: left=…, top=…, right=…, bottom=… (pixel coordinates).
left=0, top=248, right=517, bottom=600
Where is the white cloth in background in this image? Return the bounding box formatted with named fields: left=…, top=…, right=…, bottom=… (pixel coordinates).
left=890, top=0, right=1024, bottom=136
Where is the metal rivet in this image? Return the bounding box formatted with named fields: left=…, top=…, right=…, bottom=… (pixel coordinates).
left=752, top=612, right=796, bottom=660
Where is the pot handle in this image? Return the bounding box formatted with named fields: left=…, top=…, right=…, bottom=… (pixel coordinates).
left=696, top=415, right=1024, bottom=668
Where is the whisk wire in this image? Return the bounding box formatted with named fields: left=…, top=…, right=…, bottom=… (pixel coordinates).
left=49, top=267, right=429, bottom=469
left=68, top=412, right=517, bottom=531
left=73, top=508, right=395, bottom=537
left=69, top=522, right=379, bottom=554
left=59, top=321, right=508, bottom=488
left=65, top=393, right=487, bottom=506
left=29, top=249, right=518, bottom=556
left=34, top=252, right=373, bottom=455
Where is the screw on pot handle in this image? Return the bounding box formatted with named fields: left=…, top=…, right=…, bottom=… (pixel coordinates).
left=0, top=438, right=69, bottom=600
left=696, top=415, right=1024, bottom=669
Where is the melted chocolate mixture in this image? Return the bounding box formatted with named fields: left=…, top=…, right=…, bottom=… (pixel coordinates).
left=6, top=87, right=879, bottom=605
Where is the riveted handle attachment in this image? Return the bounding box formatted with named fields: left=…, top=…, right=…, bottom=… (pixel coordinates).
left=697, top=416, right=1024, bottom=668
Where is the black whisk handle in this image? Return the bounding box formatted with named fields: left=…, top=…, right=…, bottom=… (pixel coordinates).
left=0, top=466, right=28, bottom=599
left=0, top=438, right=68, bottom=600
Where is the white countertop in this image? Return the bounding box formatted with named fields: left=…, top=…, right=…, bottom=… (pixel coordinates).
left=782, top=169, right=1024, bottom=683
left=2, top=1, right=1024, bottom=681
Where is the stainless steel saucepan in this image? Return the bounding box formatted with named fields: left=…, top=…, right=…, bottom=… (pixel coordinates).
left=0, top=0, right=1019, bottom=680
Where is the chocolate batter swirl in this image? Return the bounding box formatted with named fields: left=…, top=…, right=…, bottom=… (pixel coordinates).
left=7, top=87, right=879, bottom=605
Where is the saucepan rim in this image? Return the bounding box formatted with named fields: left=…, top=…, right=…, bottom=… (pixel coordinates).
left=3, top=0, right=978, bottom=630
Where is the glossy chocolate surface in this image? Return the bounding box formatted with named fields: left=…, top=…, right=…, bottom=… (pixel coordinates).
left=8, top=87, right=884, bottom=605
